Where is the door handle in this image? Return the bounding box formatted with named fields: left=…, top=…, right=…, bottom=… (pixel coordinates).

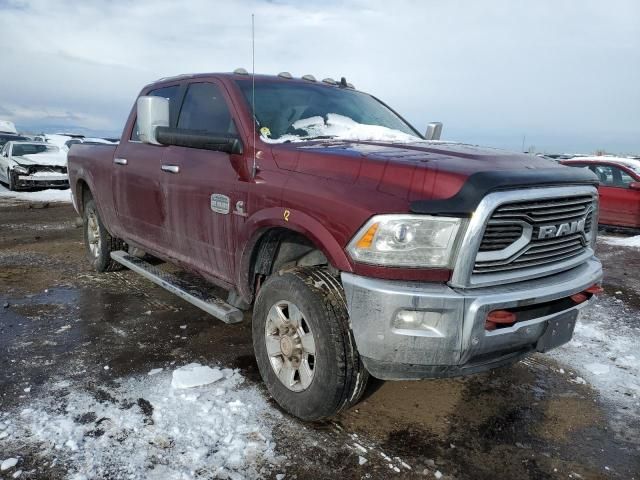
left=114, top=157, right=128, bottom=165
left=161, top=165, right=180, bottom=174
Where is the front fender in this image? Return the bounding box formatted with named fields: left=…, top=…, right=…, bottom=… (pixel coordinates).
left=235, top=207, right=354, bottom=300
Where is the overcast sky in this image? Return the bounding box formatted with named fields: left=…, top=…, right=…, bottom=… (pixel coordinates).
left=0, top=0, right=638, bottom=153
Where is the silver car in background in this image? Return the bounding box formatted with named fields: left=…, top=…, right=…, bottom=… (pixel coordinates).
left=0, top=141, right=69, bottom=191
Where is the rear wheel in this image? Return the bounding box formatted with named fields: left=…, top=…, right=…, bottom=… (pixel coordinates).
left=252, top=267, right=369, bottom=421
left=83, top=198, right=125, bottom=272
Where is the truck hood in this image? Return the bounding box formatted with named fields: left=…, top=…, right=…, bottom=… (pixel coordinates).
left=13, top=152, right=67, bottom=168
left=272, top=140, right=596, bottom=203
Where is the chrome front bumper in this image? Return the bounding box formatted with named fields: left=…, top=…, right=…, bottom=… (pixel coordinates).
left=341, top=258, right=603, bottom=380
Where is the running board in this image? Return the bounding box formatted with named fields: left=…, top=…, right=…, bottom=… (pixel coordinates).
left=110, top=250, right=243, bottom=324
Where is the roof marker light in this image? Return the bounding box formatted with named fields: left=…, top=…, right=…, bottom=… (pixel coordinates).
left=278, top=72, right=293, bottom=79
left=322, top=78, right=336, bottom=85
left=302, top=74, right=317, bottom=82
left=234, top=68, right=249, bottom=75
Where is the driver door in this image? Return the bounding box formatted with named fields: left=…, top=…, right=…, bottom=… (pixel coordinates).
left=589, top=164, right=639, bottom=227
left=160, top=80, right=247, bottom=285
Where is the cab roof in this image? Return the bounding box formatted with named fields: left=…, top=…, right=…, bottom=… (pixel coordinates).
left=146, top=71, right=357, bottom=91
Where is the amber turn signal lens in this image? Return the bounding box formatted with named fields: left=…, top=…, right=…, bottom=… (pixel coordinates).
left=355, top=223, right=379, bottom=249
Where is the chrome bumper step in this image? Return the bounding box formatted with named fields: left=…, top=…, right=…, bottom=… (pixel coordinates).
left=110, top=250, right=243, bottom=324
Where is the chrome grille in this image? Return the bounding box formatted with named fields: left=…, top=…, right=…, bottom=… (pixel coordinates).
left=473, top=194, right=596, bottom=275
left=478, top=224, right=524, bottom=252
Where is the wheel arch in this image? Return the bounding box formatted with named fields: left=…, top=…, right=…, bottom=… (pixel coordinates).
left=75, top=178, right=93, bottom=216
left=236, top=208, right=354, bottom=303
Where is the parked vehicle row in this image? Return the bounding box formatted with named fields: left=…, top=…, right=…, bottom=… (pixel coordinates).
left=0, top=128, right=118, bottom=191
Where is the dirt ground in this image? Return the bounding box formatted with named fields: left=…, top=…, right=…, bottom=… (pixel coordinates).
left=1, top=201, right=638, bottom=480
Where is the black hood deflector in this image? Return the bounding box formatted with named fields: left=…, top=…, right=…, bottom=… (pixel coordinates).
left=410, top=168, right=599, bottom=217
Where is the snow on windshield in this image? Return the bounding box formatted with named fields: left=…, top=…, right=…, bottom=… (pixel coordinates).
left=261, top=113, right=422, bottom=144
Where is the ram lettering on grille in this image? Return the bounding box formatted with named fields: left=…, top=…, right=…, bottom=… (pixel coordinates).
left=474, top=195, right=595, bottom=275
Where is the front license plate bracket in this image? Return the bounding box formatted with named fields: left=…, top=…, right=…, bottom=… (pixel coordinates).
left=535, top=310, right=578, bottom=352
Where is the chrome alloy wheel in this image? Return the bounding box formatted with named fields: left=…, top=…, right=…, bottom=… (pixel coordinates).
left=86, top=210, right=101, bottom=258
left=265, top=300, right=316, bottom=392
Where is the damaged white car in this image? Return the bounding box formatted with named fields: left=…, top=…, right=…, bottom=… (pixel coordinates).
left=0, top=141, right=69, bottom=191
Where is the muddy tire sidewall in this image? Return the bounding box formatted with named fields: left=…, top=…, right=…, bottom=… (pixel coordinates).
left=252, top=268, right=366, bottom=421
left=83, top=199, right=117, bottom=272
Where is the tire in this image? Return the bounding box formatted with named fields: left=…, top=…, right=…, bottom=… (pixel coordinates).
left=83, top=198, right=125, bottom=272
left=7, top=169, right=16, bottom=191
left=252, top=267, right=369, bottom=421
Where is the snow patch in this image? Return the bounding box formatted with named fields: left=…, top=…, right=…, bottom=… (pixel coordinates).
left=584, top=363, right=610, bottom=375
left=1, top=367, right=279, bottom=478
left=171, top=363, right=225, bottom=389
left=600, top=235, right=640, bottom=248
left=551, top=296, right=640, bottom=421
left=1, top=458, right=18, bottom=471
left=0, top=184, right=71, bottom=203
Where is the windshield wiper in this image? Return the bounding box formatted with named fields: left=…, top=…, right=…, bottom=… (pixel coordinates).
left=302, top=135, right=337, bottom=141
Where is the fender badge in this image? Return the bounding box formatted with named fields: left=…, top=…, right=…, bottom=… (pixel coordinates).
left=210, top=194, right=230, bottom=214
left=233, top=200, right=247, bottom=217
left=283, top=209, right=290, bottom=222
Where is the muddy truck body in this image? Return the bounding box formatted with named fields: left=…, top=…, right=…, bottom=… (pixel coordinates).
left=68, top=72, right=603, bottom=420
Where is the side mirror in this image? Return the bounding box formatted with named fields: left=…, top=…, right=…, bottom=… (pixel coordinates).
left=629, top=181, right=640, bottom=191
left=137, top=96, right=169, bottom=145
left=155, top=127, right=243, bottom=155
left=425, top=122, right=443, bottom=141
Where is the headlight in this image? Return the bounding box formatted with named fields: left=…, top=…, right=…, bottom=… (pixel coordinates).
left=12, top=165, right=29, bottom=174
left=347, top=214, right=463, bottom=268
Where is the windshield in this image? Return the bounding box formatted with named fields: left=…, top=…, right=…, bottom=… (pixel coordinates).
left=12, top=143, right=60, bottom=156
left=236, top=80, right=421, bottom=143
left=615, top=159, right=640, bottom=176
left=0, top=135, right=27, bottom=146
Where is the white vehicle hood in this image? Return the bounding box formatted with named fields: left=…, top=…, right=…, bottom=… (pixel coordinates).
left=13, top=152, right=67, bottom=167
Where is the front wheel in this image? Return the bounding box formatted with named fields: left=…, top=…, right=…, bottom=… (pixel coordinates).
left=83, top=198, right=125, bottom=272
left=252, top=267, right=369, bottom=421
left=7, top=169, right=17, bottom=191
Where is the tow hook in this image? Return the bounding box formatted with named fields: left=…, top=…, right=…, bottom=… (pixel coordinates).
left=485, top=310, right=517, bottom=331
left=485, top=284, right=603, bottom=331
left=570, top=284, right=604, bottom=304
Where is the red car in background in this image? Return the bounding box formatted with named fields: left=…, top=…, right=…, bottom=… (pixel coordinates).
left=561, top=157, right=640, bottom=230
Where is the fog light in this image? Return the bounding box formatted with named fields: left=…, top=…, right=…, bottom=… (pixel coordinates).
left=393, top=310, right=444, bottom=337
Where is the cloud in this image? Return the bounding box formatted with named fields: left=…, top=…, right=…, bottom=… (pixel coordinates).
left=0, top=0, right=638, bottom=152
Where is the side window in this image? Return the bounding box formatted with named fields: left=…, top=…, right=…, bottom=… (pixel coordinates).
left=177, top=83, right=236, bottom=135
left=130, top=85, right=180, bottom=141
left=590, top=165, right=631, bottom=188
left=589, top=165, right=615, bottom=186
left=619, top=169, right=635, bottom=187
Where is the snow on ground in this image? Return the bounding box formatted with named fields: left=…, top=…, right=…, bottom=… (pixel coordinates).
left=600, top=234, right=640, bottom=248
left=0, top=184, right=71, bottom=203
left=550, top=295, right=640, bottom=426
left=0, top=364, right=282, bottom=479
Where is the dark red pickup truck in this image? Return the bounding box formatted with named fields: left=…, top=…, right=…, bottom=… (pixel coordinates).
left=68, top=71, right=603, bottom=421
